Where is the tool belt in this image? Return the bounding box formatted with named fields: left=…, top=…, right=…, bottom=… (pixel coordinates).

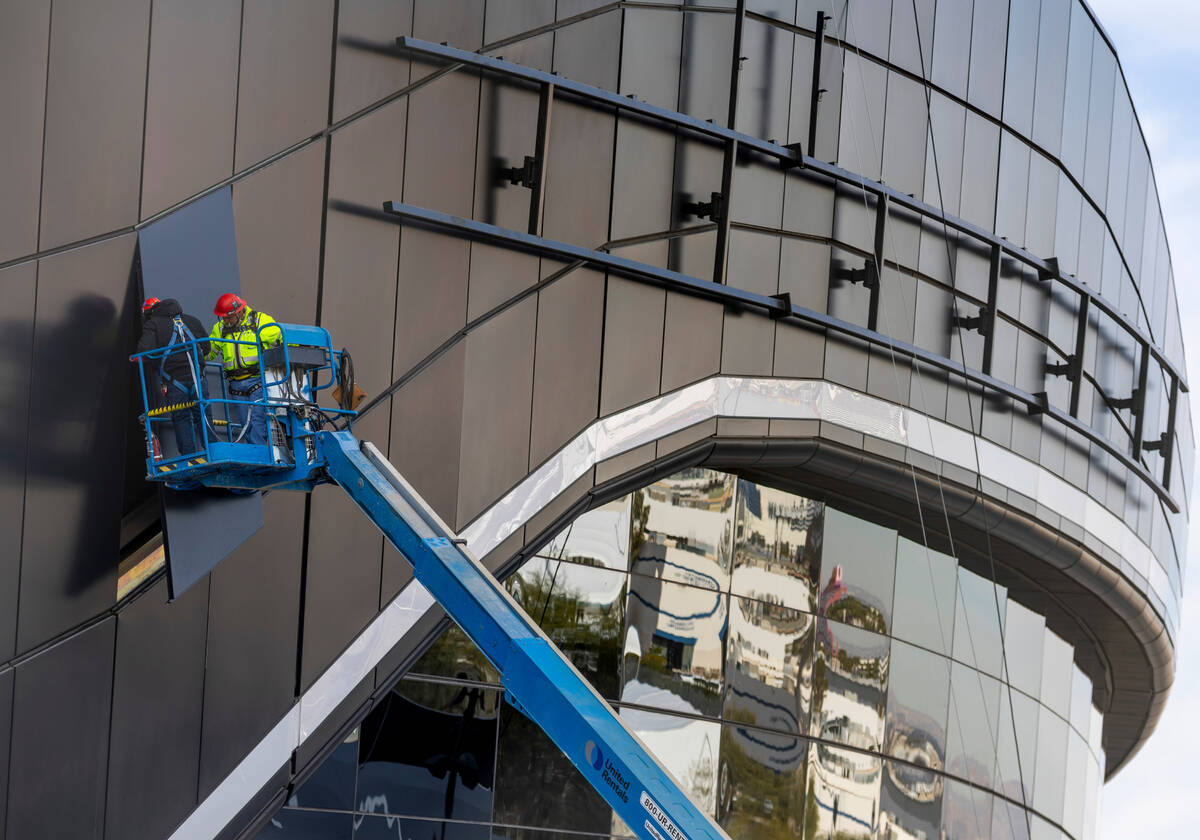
left=227, top=366, right=260, bottom=383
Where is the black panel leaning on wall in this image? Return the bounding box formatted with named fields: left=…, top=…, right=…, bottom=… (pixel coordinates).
left=19, top=234, right=137, bottom=655
left=6, top=617, right=116, bottom=839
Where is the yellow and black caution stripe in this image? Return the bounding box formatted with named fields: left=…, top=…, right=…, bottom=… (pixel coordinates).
left=147, top=400, right=196, bottom=418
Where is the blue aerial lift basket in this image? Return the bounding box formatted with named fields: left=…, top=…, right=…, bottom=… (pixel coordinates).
left=132, top=324, right=731, bottom=840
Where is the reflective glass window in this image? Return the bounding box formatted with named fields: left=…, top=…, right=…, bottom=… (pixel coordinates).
left=819, top=507, right=897, bottom=633
left=940, top=777, right=993, bottom=840
left=618, top=705, right=723, bottom=817
left=1002, top=600, right=1045, bottom=697
left=409, top=624, right=500, bottom=684
left=952, top=568, right=1006, bottom=678
left=994, top=689, right=1039, bottom=804
left=885, top=640, right=949, bottom=780
left=725, top=593, right=816, bottom=736
left=622, top=576, right=727, bottom=719
left=1039, top=629, right=1073, bottom=718
left=354, top=818, right=488, bottom=840
left=716, top=722, right=809, bottom=840
left=512, top=558, right=628, bottom=700
left=632, top=470, right=736, bottom=591
left=290, top=729, right=358, bottom=811
left=891, top=538, right=956, bottom=656
left=945, top=661, right=1000, bottom=789
left=811, top=618, right=889, bottom=753
left=493, top=699, right=612, bottom=834
left=803, top=742, right=881, bottom=839
left=358, top=682, right=499, bottom=822
left=1032, top=706, right=1068, bottom=823
left=880, top=759, right=942, bottom=840
left=732, top=481, right=821, bottom=609
left=255, top=809, right=351, bottom=839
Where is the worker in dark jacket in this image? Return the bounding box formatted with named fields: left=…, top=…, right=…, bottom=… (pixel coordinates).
left=137, top=297, right=210, bottom=456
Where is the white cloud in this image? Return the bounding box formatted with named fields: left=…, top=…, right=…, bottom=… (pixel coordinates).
left=1087, top=0, right=1200, bottom=56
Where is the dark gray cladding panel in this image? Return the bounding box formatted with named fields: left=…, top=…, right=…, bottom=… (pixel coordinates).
left=0, top=667, right=10, bottom=836
left=7, top=617, right=115, bottom=839
left=0, top=263, right=36, bottom=661
left=38, top=0, right=150, bottom=249
left=199, top=490, right=304, bottom=798
left=20, top=235, right=135, bottom=653
left=0, top=1, right=50, bottom=264
left=140, top=0, right=241, bottom=219
left=139, top=186, right=264, bottom=600
left=163, top=488, right=265, bottom=600
left=106, top=576, right=208, bottom=840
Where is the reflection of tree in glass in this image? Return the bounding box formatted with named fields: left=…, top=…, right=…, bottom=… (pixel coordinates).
left=409, top=625, right=501, bottom=684
left=508, top=569, right=626, bottom=699
left=717, top=726, right=806, bottom=840
left=629, top=490, right=650, bottom=571
left=824, top=596, right=887, bottom=635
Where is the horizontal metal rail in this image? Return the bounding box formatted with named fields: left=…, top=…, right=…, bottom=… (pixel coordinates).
left=376, top=199, right=1179, bottom=514
left=393, top=35, right=1187, bottom=394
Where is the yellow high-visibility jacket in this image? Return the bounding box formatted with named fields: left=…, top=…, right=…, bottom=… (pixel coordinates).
left=206, top=307, right=282, bottom=380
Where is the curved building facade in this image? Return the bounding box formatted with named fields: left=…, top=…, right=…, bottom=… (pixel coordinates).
left=0, top=1, right=1188, bottom=839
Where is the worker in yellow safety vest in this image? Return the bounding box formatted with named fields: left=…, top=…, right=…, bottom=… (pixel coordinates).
left=207, top=293, right=282, bottom=446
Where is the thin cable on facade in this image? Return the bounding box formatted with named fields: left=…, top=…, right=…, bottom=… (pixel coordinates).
left=829, top=2, right=1034, bottom=837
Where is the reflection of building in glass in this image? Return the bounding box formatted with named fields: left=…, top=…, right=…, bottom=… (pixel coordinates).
left=271, top=469, right=1113, bottom=840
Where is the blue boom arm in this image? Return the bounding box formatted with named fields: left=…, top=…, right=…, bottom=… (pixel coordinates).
left=318, top=431, right=729, bottom=840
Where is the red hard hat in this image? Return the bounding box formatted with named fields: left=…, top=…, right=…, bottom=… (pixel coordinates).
left=214, top=292, right=246, bottom=317
left=141, top=297, right=161, bottom=313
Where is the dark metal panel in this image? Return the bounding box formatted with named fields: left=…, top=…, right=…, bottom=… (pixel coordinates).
left=473, top=82, right=539, bottom=232
left=484, top=0, right=555, bottom=70
left=19, top=235, right=135, bottom=653
left=0, top=668, right=10, bottom=835
left=466, top=245, right=541, bottom=321
left=412, top=0, right=484, bottom=49
left=233, top=142, right=326, bottom=324
left=388, top=344, right=465, bottom=528
left=660, top=291, right=723, bottom=392
left=0, top=264, right=36, bottom=661
left=457, top=298, right=537, bottom=527
left=198, top=491, right=305, bottom=797
left=620, top=7, right=682, bottom=110
left=390, top=225, right=469, bottom=377
left=140, top=0, right=240, bottom=218
left=301, top=480, right=384, bottom=691
left=553, top=7, right=621, bottom=91
left=541, top=102, right=614, bottom=247
left=7, top=617, right=115, bottom=839
left=881, top=73, right=928, bottom=201
left=38, top=0, right=150, bottom=249
left=1031, top=0, right=1071, bottom=156
left=324, top=98, right=407, bottom=390
left=721, top=309, right=776, bottom=376
left=611, top=121, right=676, bottom=241
left=529, top=268, right=604, bottom=465
left=404, top=74, right=481, bottom=219
left=105, top=576, right=208, bottom=840
left=0, top=1, right=50, bottom=263
left=332, top=0, right=413, bottom=122
left=234, top=0, right=334, bottom=171
left=601, top=277, right=664, bottom=414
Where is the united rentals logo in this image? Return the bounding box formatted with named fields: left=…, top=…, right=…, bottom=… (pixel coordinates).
left=584, top=740, right=630, bottom=803
left=585, top=740, right=604, bottom=771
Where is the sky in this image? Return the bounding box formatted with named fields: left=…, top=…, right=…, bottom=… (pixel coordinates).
left=1082, top=1, right=1200, bottom=837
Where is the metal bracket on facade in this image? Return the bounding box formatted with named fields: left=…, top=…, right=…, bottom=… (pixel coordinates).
left=498, top=155, right=538, bottom=189
left=951, top=308, right=992, bottom=336
left=680, top=191, right=725, bottom=224
left=807, top=11, right=830, bottom=159
left=1142, top=433, right=1169, bottom=453
left=831, top=263, right=874, bottom=288
left=1029, top=391, right=1050, bottom=416
left=1109, top=389, right=1140, bottom=411
left=1037, top=256, right=1061, bottom=283
left=781, top=142, right=805, bottom=171
left=769, top=292, right=792, bottom=320
left=1045, top=355, right=1080, bottom=379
